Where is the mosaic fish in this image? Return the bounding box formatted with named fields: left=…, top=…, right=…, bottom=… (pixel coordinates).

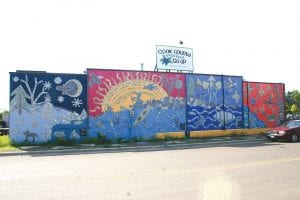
left=133, top=105, right=151, bottom=127
left=213, top=111, right=236, bottom=124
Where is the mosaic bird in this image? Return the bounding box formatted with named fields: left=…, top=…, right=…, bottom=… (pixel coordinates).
left=144, top=84, right=158, bottom=91
left=89, top=73, right=103, bottom=87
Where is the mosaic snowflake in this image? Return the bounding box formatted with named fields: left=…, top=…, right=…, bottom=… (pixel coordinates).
left=57, top=96, right=64, bottom=103
left=43, top=81, right=52, bottom=90
left=72, top=98, right=83, bottom=108
left=232, top=91, right=240, bottom=103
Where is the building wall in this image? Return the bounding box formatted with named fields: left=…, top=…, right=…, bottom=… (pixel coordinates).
left=9, top=72, right=87, bottom=143
left=223, top=76, right=243, bottom=129
left=243, top=82, right=285, bottom=128
left=8, top=70, right=285, bottom=143
left=186, top=74, right=243, bottom=131
left=87, top=69, right=186, bottom=139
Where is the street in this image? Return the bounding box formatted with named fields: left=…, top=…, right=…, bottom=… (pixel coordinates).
left=1, top=142, right=300, bottom=200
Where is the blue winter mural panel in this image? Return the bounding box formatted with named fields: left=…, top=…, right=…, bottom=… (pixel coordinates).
left=186, top=74, right=224, bottom=131
left=9, top=72, right=88, bottom=144
left=223, top=76, right=243, bottom=129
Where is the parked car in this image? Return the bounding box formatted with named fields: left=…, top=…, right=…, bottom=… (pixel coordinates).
left=286, top=113, right=300, bottom=121
left=265, top=120, right=300, bottom=142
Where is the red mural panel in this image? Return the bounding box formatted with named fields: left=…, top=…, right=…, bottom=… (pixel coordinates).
left=88, top=69, right=186, bottom=117
left=246, top=82, right=285, bottom=128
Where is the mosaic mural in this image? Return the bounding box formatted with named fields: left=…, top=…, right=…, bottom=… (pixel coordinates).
left=223, top=76, right=243, bottom=129
left=9, top=72, right=87, bottom=143
left=9, top=69, right=285, bottom=143
left=88, top=69, right=186, bottom=139
left=186, top=75, right=243, bottom=131
left=243, top=82, right=285, bottom=128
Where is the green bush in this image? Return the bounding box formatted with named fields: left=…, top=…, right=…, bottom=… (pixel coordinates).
left=80, top=133, right=111, bottom=144
left=0, top=135, right=12, bottom=147
left=0, top=135, right=18, bottom=152
left=97, top=133, right=110, bottom=144
left=81, top=137, right=99, bottom=144
left=53, top=137, right=76, bottom=146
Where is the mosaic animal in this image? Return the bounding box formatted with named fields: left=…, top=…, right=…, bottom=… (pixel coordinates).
left=213, top=111, right=236, bottom=124
left=133, top=105, right=151, bottom=127
left=225, top=78, right=237, bottom=91
left=23, top=130, right=38, bottom=143
left=89, top=73, right=103, bottom=87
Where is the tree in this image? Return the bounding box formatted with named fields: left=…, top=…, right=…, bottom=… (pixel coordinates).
left=20, top=75, right=47, bottom=106
left=10, top=85, right=30, bottom=114
left=285, top=90, right=300, bottom=114
left=290, top=104, right=299, bottom=113
left=291, top=90, right=300, bottom=103
left=0, top=110, right=9, bottom=121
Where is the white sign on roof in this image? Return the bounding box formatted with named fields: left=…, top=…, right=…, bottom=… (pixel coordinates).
left=156, top=45, right=193, bottom=71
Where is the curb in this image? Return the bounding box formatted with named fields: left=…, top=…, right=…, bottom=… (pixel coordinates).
left=0, top=137, right=268, bottom=157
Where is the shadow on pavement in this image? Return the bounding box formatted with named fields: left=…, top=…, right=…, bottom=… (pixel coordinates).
left=221, top=141, right=286, bottom=148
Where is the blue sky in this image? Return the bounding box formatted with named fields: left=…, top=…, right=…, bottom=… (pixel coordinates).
left=1, top=0, right=299, bottom=111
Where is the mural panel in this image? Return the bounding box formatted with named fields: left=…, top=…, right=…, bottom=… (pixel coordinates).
left=244, top=82, right=285, bottom=128
left=186, top=74, right=224, bottom=131
left=243, top=82, right=250, bottom=128
left=88, top=69, right=186, bottom=139
left=9, top=72, right=87, bottom=143
left=186, top=75, right=243, bottom=131
left=223, top=76, right=243, bottom=129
